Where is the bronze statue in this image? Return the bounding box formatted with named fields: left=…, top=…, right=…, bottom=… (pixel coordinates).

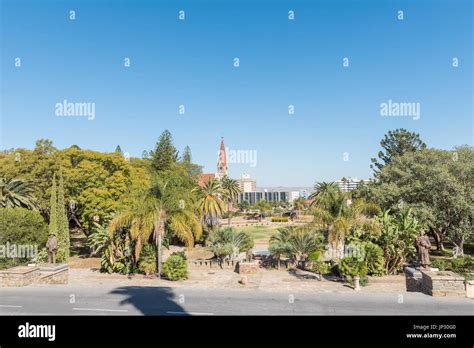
left=46, top=234, right=58, bottom=264
left=415, top=230, right=431, bottom=270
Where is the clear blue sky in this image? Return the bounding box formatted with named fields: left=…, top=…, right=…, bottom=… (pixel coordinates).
left=1, top=0, right=472, bottom=187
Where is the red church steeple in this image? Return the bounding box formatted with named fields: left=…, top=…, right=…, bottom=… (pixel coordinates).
left=217, top=137, right=228, bottom=177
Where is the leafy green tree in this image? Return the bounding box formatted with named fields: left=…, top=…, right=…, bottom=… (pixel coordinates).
left=34, top=139, right=57, bottom=155
left=370, top=128, right=426, bottom=173
left=0, top=177, right=37, bottom=209
left=220, top=176, right=241, bottom=225
left=238, top=200, right=250, bottom=212
left=357, top=146, right=473, bottom=253
left=0, top=208, right=48, bottom=246
left=254, top=199, right=272, bottom=217
left=0, top=142, right=150, bottom=235
left=150, top=130, right=179, bottom=172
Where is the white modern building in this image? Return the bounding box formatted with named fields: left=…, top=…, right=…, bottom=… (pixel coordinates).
left=237, top=173, right=257, bottom=193
left=238, top=187, right=302, bottom=205
left=334, top=177, right=371, bottom=192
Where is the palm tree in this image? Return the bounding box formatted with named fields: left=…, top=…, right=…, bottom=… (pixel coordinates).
left=269, top=227, right=293, bottom=269
left=310, top=181, right=381, bottom=259
left=109, top=179, right=202, bottom=277
left=288, top=226, right=324, bottom=269
left=269, top=226, right=323, bottom=269
left=309, top=181, right=339, bottom=203
left=193, top=178, right=225, bottom=234
left=220, top=176, right=241, bottom=225
left=0, top=177, right=37, bottom=209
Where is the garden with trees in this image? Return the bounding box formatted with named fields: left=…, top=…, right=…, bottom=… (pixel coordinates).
left=0, top=128, right=472, bottom=285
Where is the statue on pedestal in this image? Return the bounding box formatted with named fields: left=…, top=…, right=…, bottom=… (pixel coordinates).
left=46, top=234, right=58, bottom=264
left=415, top=230, right=431, bottom=270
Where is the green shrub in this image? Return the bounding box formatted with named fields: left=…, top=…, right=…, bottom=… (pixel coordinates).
left=359, top=276, right=369, bottom=287
left=170, top=251, right=187, bottom=260
left=338, top=256, right=367, bottom=282
left=0, top=208, right=48, bottom=246
left=361, top=242, right=385, bottom=276
left=313, top=261, right=331, bottom=275
left=431, top=258, right=447, bottom=271
left=162, top=254, right=188, bottom=280
left=450, top=256, right=473, bottom=274
left=0, top=208, right=48, bottom=269
left=138, top=244, right=157, bottom=275
left=308, top=250, right=321, bottom=262
left=272, top=217, right=289, bottom=222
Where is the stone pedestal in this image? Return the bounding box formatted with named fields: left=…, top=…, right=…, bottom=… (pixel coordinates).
left=466, top=280, right=474, bottom=299
left=420, top=270, right=465, bottom=297
left=238, top=261, right=260, bottom=274
left=38, top=263, right=69, bottom=284
left=405, top=267, right=423, bottom=292
left=0, top=266, right=40, bottom=287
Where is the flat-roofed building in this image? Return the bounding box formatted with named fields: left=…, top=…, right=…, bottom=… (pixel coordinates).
left=335, top=177, right=371, bottom=192
left=237, top=174, right=257, bottom=192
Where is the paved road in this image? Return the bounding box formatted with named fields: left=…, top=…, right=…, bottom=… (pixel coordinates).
left=0, top=286, right=472, bottom=315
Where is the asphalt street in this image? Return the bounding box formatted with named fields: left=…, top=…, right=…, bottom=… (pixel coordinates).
left=0, top=286, right=472, bottom=315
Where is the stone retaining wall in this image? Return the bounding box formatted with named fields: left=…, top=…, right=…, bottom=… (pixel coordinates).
left=420, top=270, right=466, bottom=297
left=38, top=264, right=69, bottom=285
left=0, top=266, right=40, bottom=287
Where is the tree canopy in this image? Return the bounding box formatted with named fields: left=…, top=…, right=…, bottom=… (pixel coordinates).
left=370, top=128, right=426, bottom=174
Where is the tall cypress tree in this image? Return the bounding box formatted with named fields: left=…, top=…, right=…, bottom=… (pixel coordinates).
left=49, top=174, right=58, bottom=237
left=57, top=170, right=70, bottom=262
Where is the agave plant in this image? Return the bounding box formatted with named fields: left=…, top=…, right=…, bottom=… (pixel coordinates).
left=207, top=227, right=253, bottom=262
left=0, top=177, right=37, bottom=210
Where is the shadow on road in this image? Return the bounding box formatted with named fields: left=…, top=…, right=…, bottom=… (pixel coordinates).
left=109, top=286, right=187, bottom=315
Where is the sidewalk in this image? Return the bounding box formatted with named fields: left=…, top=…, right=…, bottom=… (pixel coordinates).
left=65, top=267, right=407, bottom=294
